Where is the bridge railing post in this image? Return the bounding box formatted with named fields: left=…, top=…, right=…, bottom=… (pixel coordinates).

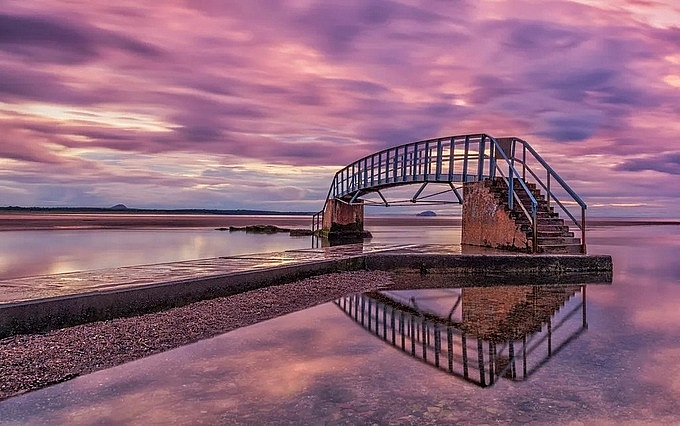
left=522, top=143, right=526, bottom=181
left=342, top=167, right=347, bottom=195
left=581, top=207, right=587, bottom=253
left=411, top=146, right=415, bottom=180
left=436, top=139, right=443, bottom=180
left=463, top=136, right=470, bottom=182
left=489, top=140, right=496, bottom=179
left=448, top=137, right=455, bottom=182
left=392, top=147, right=398, bottom=183
left=477, top=135, right=486, bottom=181
left=508, top=166, right=514, bottom=210
left=412, top=144, right=418, bottom=181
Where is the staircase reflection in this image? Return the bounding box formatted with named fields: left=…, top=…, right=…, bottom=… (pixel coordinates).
left=335, top=284, right=587, bottom=387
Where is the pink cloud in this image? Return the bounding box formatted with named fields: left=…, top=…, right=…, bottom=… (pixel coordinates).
left=0, top=0, right=679, bottom=212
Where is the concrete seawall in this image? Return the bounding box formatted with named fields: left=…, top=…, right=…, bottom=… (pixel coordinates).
left=0, top=244, right=612, bottom=339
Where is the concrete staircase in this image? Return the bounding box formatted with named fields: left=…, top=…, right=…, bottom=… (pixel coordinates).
left=488, top=178, right=583, bottom=254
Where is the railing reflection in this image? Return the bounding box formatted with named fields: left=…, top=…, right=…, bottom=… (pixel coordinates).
left=335, top=285, right=587, bottom=387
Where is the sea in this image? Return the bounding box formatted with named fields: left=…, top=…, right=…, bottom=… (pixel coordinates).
left=0, top=214, right=461, bottom=280
left=2, top=213, right=680, bottom=423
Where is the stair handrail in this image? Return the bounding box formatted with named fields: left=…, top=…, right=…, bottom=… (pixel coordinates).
left=487, top=136, right=539, bottom=252
left=311, top=170, right=340, bottom=235
left=508, top=138, right=587, bottom=253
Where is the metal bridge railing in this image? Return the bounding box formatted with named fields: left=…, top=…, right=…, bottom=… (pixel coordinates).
left=312, top=133, right=586, bottom=253
left=334, top=293, right=496, bottom=387
left=330, top=134, right=493, bottom=200
left=334, top=285, right=587, bottom=387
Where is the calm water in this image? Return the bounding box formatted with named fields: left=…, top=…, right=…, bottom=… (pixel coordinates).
left=2, top=220, right=680, bottom=423
left=0, top=215, right=461, bottom=280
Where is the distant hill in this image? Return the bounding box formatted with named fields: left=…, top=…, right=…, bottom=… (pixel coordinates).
left=0, top=206, right=314, bottom=215
left=416, top=210, right=437, bottom=217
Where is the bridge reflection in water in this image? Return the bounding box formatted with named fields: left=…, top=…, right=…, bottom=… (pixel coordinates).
left=335, top=284, right=586, bottom=387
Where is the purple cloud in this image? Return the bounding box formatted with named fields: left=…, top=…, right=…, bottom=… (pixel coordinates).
left=502, top=20, right=587, bottom=52
left=0, top=1, right=679, bottom=212
left=0, top=13, right=160, bottom=64
left=616, top=153, right=680, bottom=175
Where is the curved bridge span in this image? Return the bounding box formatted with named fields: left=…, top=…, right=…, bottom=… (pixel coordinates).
left=313, top=134, right=587, bottom=253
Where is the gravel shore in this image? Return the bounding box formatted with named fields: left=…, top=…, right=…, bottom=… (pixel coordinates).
left=0, top=270, right=392, bottom=401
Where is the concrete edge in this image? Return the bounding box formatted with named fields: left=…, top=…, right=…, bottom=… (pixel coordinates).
left=365, top=253, right=613, bottom=274
left=0, top=256, right=366, bottom=339
left=0, top=253, right=612, bottom=339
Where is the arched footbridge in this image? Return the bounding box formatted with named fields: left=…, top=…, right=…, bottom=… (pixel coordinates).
left=312, top=134, right=587, bottom=254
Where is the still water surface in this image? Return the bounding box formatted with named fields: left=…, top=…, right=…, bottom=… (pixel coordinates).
left=0, top=215, right=461, bottom=279
left=1, top=222, right=680, bottom=423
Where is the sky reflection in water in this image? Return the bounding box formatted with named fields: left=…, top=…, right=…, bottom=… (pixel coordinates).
left=0, top=215, right=461, bottom=280
left=2, top=224, right=680, bottom=423
left=0, top=228, right=311, bottom=280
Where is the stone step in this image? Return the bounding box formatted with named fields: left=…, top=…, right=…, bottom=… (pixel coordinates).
left=515, top=199, right=548, bottom=210
left=484, top=176, right=584, bottom=254
left=491, top=187, right=545, bottom=201
left=515, top=222, right=573, bottom=233
left=515, top=218, right=565, bottom=228
left=536, top=237, right=581, bottom=245
left=536, top=244, right=584, bottom=254
left=533, top=230, right=575, bottom=238
left=535, top=224, right=570, bottom=233
left=513, top=198, right=550, bottom=209
left=536, top=218, right=565, bottom=225
left=490, top=180, right=539, bottom=194
left=515, top=190, right=544, bottom=198
left=535, top=211, right=559, bottom=218
left=511, top=211, right=559, bottom=221
left=507, top=178, right=537, bottom=190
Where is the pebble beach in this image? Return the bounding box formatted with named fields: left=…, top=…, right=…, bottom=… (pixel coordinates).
left=0, top=270, right=392, bottom=400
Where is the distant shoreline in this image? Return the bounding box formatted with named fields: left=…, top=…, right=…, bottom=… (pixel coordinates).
left=0, top=210, right=677, bottom=232
left=0, top=207, right=313, bottom=216
left=0, top=212, right=314, bottom=232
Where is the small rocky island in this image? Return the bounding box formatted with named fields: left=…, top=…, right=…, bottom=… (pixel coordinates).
left=416, top=210, right=437, bottom=217
left=216, top=225, right=313, bottom=236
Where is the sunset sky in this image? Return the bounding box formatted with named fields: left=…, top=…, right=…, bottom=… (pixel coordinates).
left=1, top=0, right=679, bottom=217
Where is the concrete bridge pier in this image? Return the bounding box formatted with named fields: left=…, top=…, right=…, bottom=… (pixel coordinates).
left=461, top=181, right=530, bottom=252
left=321, top=199, right=372, bottom=242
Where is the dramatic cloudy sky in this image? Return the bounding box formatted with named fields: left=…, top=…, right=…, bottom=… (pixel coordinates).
left=1, top=0, right=679, bottom=216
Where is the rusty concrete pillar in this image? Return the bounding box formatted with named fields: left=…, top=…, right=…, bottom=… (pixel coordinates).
left=322, top=199, right=370, bottom=242
left=461, top=181, right=530, bottom=252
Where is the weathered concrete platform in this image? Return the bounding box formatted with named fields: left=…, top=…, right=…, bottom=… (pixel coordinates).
left=0, top=244, right=612, bottom=338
